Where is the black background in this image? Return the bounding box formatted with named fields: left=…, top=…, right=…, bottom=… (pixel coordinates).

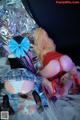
left=22, top=0, right=80, bottom=65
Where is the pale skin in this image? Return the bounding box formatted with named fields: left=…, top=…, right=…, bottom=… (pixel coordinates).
left=4, top=45, right=54, bottom=96
left=4, top=78, right=53, bottom=95
left=4, top=28, right=77, bottom=97
left=33, top=28, right=78, bottom=96
left=33, top=28, right=75, bottom=78
left=40, top=55, right=75, bottom=78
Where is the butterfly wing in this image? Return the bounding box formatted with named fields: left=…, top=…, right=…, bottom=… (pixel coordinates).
left=9, top=37, right=30, bottom=58
left=20, top=47, right=26, bottom=57
left=15, top=47, right=21, bottom=58
left=21, top=37, right=30, bottom=52
left=9, top=39, right=19, bottom=53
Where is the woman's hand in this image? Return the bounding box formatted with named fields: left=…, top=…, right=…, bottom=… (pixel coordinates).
left=42, top=78, right=53, bottom=97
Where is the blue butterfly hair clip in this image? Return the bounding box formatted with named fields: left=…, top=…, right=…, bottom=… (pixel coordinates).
left=8, top=37, right=30, bottom=58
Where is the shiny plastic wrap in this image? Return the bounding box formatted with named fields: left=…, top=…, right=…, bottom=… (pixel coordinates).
left=0, top=0, right=38, bottom=43
left=0, top=0, right=38, bottom=56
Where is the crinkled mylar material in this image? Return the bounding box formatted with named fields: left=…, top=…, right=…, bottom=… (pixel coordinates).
left=0, top=0, right=38, bottom=56
left=0, top=0, right=38, bottom=36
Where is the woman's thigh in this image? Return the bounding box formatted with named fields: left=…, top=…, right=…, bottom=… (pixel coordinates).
left=4, top=80, right=34, bottom=94
left=60, top=55, right=74, bottom=72
left=40, top=60, right=60, bottom=78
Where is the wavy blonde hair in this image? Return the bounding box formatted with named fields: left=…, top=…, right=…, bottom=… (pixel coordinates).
left=33, top=28, right=56, bottom=61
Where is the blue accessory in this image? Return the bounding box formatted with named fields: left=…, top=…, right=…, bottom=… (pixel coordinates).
left=8, top=37, right=30, bottom=58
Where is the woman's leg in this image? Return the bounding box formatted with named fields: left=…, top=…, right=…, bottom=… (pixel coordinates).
left=60, top=55, right=80, bottom=90
left=4, top=80, right=34, bottom=94
left=40, top=60, right=60, bottom=78
left=60, top=55, right=75, bottom=72
left=4, top=81, right=16, bottom=94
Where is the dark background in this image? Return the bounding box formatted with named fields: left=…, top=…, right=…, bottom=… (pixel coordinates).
left=22, top=0, right=80, bottom=65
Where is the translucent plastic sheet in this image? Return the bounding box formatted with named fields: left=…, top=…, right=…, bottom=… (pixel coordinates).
left=0, top=0, right=38, bottom=57
left=0, top=0, right=38, bottom=43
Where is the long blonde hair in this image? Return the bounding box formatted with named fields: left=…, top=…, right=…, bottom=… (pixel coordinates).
left=33, top=28, right=56, bottom=61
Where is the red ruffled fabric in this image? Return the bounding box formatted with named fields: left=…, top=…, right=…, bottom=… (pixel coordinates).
left=42, top=51, right=62, bottom=67
left=41, top=51, right=80, bottom=98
